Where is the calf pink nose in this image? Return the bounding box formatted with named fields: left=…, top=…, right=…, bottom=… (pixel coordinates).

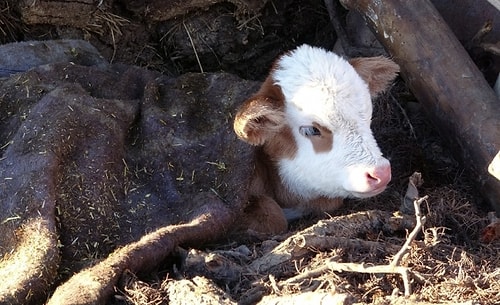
left=366, top=164, right=391, bottom=188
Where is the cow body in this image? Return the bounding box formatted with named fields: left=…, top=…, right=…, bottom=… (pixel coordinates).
left=234, top=45, right=399, bottom=234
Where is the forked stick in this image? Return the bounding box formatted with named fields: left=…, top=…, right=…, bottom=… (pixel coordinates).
left=319, top=196, right=427, bottom=296
left=282, top=194, right=428, bottom=297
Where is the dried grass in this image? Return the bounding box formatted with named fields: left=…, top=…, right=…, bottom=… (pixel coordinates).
left=0, top=1, right=23, bottom=43
left=86, top=8, right=130, bottom=62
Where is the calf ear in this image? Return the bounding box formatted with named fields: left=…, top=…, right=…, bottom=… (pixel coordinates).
left=234, top=96, right=286, bottom=146
left=349, top=56, right=400, bottom=97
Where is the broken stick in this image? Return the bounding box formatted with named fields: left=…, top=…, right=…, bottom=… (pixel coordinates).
left=249, top=210, right=416, bottom=273
left=287, top=196, right=427, bottom=296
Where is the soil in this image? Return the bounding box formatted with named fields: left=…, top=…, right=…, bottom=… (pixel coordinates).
left=0, top=0, right=499, bottom=304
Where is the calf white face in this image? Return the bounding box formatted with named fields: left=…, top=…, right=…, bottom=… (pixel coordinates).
left=234, top=44, right=399, bottom=200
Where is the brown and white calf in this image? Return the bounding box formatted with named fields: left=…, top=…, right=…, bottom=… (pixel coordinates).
left=234, top=44, right=400, bottom=234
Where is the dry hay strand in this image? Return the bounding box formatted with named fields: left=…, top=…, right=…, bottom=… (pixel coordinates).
left=117, top=270, right=167, bottom=305
left=158, top=19, right=198, bottom=74
left=424, top=186, right=486, bottom=245
left=157, top=4, right=258, bottom=74
left=85, top=8, right=130, bottom=62
left=235, top=11, right=264, bottom=35
left=159, top=13, right=221, bottom=74
left=405, top=244, right=500, bottom=304
left=0, top=1, right=23, bottom=43
left=182, top=21, right=204, bottom=73
left=87, top=8, right=129, bottom=36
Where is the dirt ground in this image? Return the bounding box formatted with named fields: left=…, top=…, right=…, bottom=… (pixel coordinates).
left=0, top=0, right=499, bottom=304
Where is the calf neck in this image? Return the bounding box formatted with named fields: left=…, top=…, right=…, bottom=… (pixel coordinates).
left=234, top=44, right=399, bottom=234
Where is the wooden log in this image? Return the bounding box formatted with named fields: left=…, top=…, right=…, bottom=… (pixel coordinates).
left=338, top=0, right=500, bottom=213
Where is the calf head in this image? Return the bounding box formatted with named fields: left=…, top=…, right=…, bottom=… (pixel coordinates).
left=234, top=44, right=399, bottom=202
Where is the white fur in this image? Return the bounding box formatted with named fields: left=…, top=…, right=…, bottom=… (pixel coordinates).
left=272, top=45, right=389, bottom=200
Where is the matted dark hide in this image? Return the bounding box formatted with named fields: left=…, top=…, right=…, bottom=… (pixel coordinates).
left=0, top=40, right=257, bottom=304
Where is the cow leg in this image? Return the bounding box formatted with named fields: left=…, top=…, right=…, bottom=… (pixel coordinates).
left=240, top=195, right=288, bottom=235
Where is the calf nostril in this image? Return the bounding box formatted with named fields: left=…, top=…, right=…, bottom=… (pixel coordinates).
left=366, top=165, right=391, bottom=186
left=366, top=172, right=380, bottom=182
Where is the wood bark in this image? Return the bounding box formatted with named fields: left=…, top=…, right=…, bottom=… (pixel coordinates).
left=338, top=0, right=500, bottom=213
left=250, top=210, right=416, bottom=273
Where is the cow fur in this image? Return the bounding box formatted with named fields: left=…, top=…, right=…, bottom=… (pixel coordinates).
left=234, top=44, right=400, bottom=234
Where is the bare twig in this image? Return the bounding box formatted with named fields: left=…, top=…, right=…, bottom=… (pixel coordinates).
left=283, top=254, right=342, bottom=285
left=283, top=195, right=428, bottom=296
left=251, top=173, right=428, bottom=297
left=250, top=210, right=416, bottom=272
left=322, top=196, right=427, bottom=296
left=282, top=237, right=402, bottom=285
left=392, top=195, right=427, bottom=267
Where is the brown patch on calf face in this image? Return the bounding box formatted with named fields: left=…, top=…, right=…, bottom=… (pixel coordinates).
left=309, top=122, right=333, bottom=153
left=263, top=124, right=296, bottom=160
left=234, top=75, right=297, bottom=159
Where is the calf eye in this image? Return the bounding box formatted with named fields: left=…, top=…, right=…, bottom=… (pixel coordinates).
left=299, top=125, right=321, bottom=137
